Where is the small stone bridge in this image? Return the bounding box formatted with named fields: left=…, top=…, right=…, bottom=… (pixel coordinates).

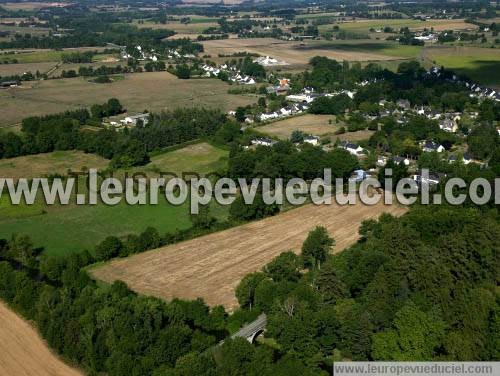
left=230, top=313, right=267, bottom=343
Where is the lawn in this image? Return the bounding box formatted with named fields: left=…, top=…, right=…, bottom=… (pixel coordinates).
left=258, top=114, right=338, bottom=140
left=140, top=142, right=229, bottom=176
left=0, top=143, right=229, bottom=257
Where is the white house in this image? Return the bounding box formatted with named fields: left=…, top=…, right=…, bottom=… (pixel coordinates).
left=449, top=153, right=471, bottom=165
left=439, top=118, right=458, bottom=133
left=339, top=141, right=364, bottom=156
left=349, top=169, right=370, bottom=183
left=123, top=113, right=150, bottom=126
left=304, top=135, right=320, bottom=146
left=279, top=107, right=293, bottom=116
left=376, top=156, right=388, bottom=167
left=422, top=140, right=445, bottom=153
left=393, top=156, right=410, bottom=166
left=259, top=112, right=280, bottom=121
left=412, top=172, right=441, bottom=187
left=251, top=137, right=276, bottom=147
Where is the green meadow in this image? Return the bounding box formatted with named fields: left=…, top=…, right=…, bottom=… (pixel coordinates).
left=0, top=142, right=230, bottom=257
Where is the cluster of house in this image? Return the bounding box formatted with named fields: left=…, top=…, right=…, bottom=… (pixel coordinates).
left=257, top=87, right=358, bottom=122
left=108, top=113, right=150, bottom=128
left=250, top=134, right=320, bottom=148
left=121, top=46, right=158, bottom=61
left=336, top=136, right=472, bottom=170
left=253, top=56, right=288, bottom=67
left=414, top=33, right=438, bottom=42
left=200, top=64, right=256, bottom=84
left=286, top=88, right=356, bottom=103
left=266, top=78, right=291, bottom=95
left=377, top=99, right=470, bottom=134
left=258, top=102, right=309, bottom=121
left=166, top=49, right=196, bottom=60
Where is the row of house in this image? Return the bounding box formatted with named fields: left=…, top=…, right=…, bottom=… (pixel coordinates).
left=259, top=102, right=309, bottom=121
left=201, top=64, right=257, bottom=85
left=251, top=134, right=320, bottom=148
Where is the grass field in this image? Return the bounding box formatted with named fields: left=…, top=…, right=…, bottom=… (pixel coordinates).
left=91, top=200, right=407, bottom=310
left=135, top=142, right=228, bottom=176
left=134, top=19, right=218, bottom=34
left=1, top=2, right=66, bottom=10
left=0, top=50, right=63, bottom=63
left=203, top=38, right=419, bottom=66
left=321, top=18, right=476, bottom=33
left=306, top=40, right=422, bottom=59
left=0, top=47, right=112, bottom=65
left=0, top=150, right=109, bottom=180
left=258, top=114, right=337, bottom=139
left=0, top=301, right=83, bottom=376
left=423, top=46, right=500, bottom=86
left=0, top=71, right=256, bottom=126
left=332, top=129, right=376, bottom=143
left=0, top=143, right=229, bottom=256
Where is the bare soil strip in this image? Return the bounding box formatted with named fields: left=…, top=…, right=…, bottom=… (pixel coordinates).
left=0, top=301, right=82, bottom=376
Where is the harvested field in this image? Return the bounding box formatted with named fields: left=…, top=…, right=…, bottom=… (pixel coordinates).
left=134, top=20, right=218, bottom=34
left=92, top=200, right=407, bottom=310
left=0, top=71, right=256, bottom=126
left=0, top=24, right=50, bottom=36
left=202, top=38, right=405, bottom=66
left=0, top=62, right=56, bottom=76
left=2, top=2, right=70, bottom=10
left=258, top=114, right=337, bottom=139
left=0, top=150, right=109, bottom=180
left=0, top=301, right=82, bottom=376
left=327, top=18, right=475, bottom=33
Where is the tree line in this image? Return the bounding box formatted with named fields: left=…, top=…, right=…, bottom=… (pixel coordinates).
left=0, top=103, right=228, bottom=169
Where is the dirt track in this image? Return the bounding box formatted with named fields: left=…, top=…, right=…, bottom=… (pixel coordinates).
left=0, top=301, right=82, bottom=376
left=92, top=201, right=407, bottom=310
